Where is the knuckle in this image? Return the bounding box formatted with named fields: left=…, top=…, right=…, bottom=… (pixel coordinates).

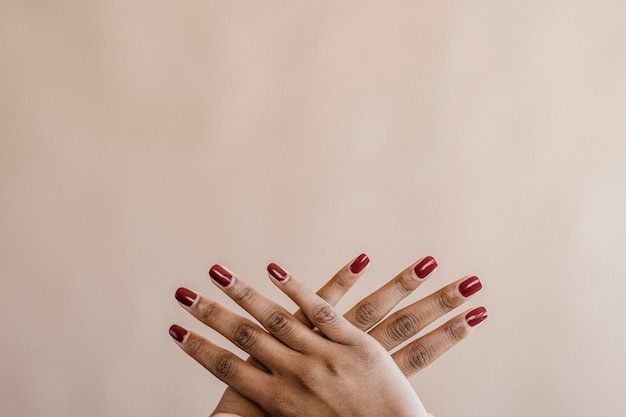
left=185, top=336, right=205, bottom=358
left=388, top=314, right=420, bottom=342
left=214, top=353, right=239, bottom=380
left=355, top=345, right=382, bottom=366
left=293, top=361, right=322, bottom=389
left=354, top=301, right=380, bottom=327
left=312, top=304, right=337, bottom=325
left=433, top=287, right=460, bottom=313
left=443, top=321, right=468, bottom=343
left=331, top=273, right=349, bottom=290
left=232, top=322, right=260, bottom=351
left=397, top=273, right=419, bottom=293
left=266, top=310, right=294, bottom=336
left=232, top=285, right=255, bottom=305
left=406, top=343, right=434, bottom=371
left=196, top=300, right=218, bottom=323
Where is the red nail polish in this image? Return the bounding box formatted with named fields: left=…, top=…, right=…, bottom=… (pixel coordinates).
left=414, top=256, right=437, bottom=279
left=175, top=287, right=197, bottom=307
left=459, top=276, right=482, bottom=297
left=209, top=265, right=232, bottom=287
left=350, top=253, right=370, bottom=274
left=267, top=263, right=289, bottom=281
left=169, top=324, right=188, bottom=342
left=465, top=307, right=488, bottom=327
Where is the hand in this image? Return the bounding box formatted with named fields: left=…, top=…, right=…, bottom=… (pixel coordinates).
left=210, top=255, right=483, bottom=417
left=170, top=256, right=488, bottom=417
left=212, top=254, right=375, bottom=417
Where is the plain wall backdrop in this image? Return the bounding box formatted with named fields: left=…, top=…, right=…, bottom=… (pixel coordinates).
left=1, top=1, right=625, bottom=416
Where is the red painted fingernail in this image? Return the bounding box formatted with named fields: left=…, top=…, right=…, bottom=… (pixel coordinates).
left=169, top=324, right=188, bottom=342
left=465, top=307, right=488, bottom=327
left=209, top=264, right=233, bottom=287
left=414, top=256, right=437, bottom=279
left=267, top=263, right=289, bottom=281
left=459, top=276, right=482, bottom=297
left=349, top=253, right=370, bottom=274
left=175, top=287, right=197, bottom=307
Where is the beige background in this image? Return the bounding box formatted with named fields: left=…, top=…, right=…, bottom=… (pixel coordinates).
left=2, top=1, right=626, bottom=416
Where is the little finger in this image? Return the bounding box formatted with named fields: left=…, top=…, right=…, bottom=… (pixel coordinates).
left=391, top=306, right=488, bottom=377
left=175, top=287, right=295, bottom=369
left=168, top=324, right=271, bottom=404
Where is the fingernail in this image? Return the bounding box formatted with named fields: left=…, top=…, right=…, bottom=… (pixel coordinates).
left=414, top=256, right=437, bottom=279
left=209, top=264, right=233, bottom=287
left=349, top=253, right=370, bottom=274
left=175, top=287, right=197, bottom=307
left=459, top=276, right=482, bottom=297
left=465, top=307, right=488, bottom=327
left=267, top=263, right=289, bottom=282
left=169, top=324, right=188, bottom=342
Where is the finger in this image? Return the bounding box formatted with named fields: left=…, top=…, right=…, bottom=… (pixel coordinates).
left=168, top=324, right=271, bottom=403
left=175, top=287, right=295, bottom=369
left=391, top=306, right=488, bottom=377
left=368, top=275, right=483, bottom=350
left=208, top=264, right=319, bottom=351
left=344, top=256, right=438, bottom=331
left=267, top=262, right=364, bottom=345
left=293, top=253, right=370, bottom=327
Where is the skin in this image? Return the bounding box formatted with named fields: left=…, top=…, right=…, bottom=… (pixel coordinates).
left=171, top=256, right=486, bottom=417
